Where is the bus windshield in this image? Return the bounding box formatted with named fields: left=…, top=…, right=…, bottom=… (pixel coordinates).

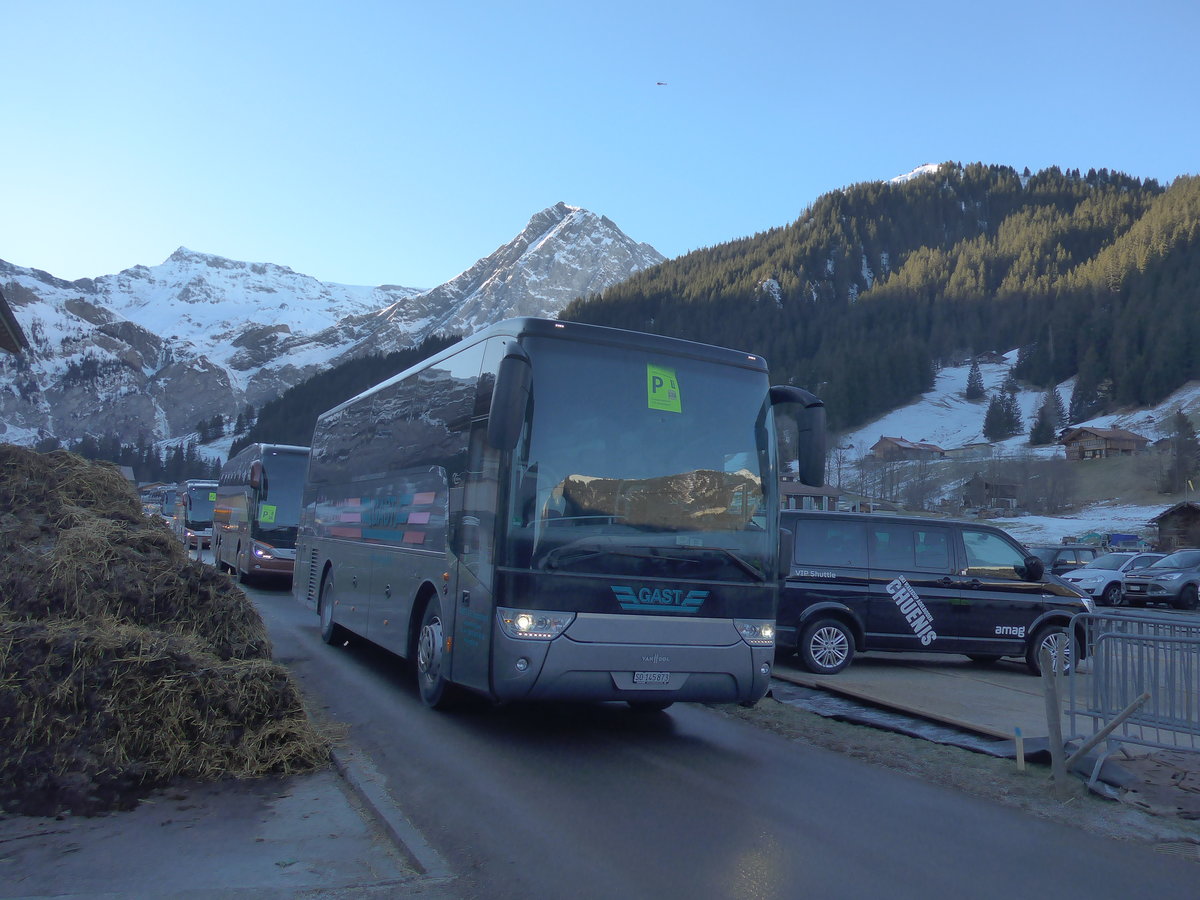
left=255, top=451, right=307, bottom=540
left=501, top=337, right=773, bottom=583
left=186, top=484, right=216, bottom=526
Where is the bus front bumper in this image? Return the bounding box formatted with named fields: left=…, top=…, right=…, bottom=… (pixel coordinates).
left=489, top=613, right=773, bottom=705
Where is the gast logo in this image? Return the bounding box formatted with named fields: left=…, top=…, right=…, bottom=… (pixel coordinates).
left=611, top=585, right=709, bottom=614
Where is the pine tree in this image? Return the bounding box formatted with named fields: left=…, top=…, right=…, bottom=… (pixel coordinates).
left=983, top=394, right=1008, bottom=441
left=1049, top=387, right=1066, bottom=427
left=965, top=358, right=985, bottom=400
left=1002, top=389, right=1022, bottom=437
left=1029, top=404, right=1056, bottom=445
left=1163, top=411, right=1200, bottom=494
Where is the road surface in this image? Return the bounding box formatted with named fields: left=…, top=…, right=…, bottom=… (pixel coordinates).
left=246, top=579, right=1198, bottom=899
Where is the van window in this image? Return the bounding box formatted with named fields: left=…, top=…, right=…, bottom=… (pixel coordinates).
left=868, top=523, right=952, bottom=572
left=962, top=529, right=1028, bottom=580
left=792, top=519, right=868, bottom=568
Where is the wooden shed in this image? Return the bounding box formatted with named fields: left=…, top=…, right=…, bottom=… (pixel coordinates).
left=961, top=473, right=1018, bottom=509
left=1150, top=502, right=1200, bottom=551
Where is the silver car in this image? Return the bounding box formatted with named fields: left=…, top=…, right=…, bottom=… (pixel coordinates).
left=1061, top=551, right=1165, bottom=606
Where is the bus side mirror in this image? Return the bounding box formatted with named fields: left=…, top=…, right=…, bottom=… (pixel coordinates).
left=249, top=461, right=262, bottom=490
left=488, top=344, right=532, bottom=451
left=770, top=385, right=826, bottom=488
left=779, top=527, right=794, bottom=579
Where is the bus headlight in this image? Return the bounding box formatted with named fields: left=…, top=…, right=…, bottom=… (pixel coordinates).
left=252, top=543, right=276, bottom=559
left=497, top=607, right=575, bottom=640
left=735, top=620, right=775, bottom=646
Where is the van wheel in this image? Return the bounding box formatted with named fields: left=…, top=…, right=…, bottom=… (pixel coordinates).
left=318, top=573, right=343, bottom=645
left=1101, top=583, right=1124, bottom=607
left=416, top=597, right=458, bottom=709
left=1174, top=584, right=1199, bottom=611
left=1026, top=624, right=1071, bottom=676
left=799, top=618, right=854, bottom=675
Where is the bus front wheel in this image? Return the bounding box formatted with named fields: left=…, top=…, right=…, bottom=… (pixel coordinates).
left=416, top=597, right=457, bottom=709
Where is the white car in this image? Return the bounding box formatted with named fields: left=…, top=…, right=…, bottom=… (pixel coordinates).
left=1061, top=551, right=1165, bottom=606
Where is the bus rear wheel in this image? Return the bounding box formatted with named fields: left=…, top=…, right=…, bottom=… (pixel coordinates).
left=416, top=597, right=457, bottom=709
left=318, top=574, right=343, bottom=645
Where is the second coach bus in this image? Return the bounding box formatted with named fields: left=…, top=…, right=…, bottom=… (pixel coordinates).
left=214, top=443, right=310, bottom=584
left=294, top=318, right=824, bottom=709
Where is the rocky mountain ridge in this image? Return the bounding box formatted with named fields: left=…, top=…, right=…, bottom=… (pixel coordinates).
left=0, top=203, right=664, bottom=448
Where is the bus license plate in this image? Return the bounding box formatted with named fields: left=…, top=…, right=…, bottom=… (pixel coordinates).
left=633, top=672, right=671, bottom=685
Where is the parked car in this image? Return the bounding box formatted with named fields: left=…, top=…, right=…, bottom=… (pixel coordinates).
left=1060, top=551, right=1166, bottom=606
left=778, top=511, right=1093, bottom=676
left=1026, top=544, right=1103, bottom=577
left=1122, top=549, right=1200, bottom=610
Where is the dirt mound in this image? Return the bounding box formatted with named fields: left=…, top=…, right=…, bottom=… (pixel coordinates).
left=0, top=445, right=330, bottom=816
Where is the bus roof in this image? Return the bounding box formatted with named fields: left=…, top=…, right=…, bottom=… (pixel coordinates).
left=226, top=443, right=310, bottom=459
left=315, top=317, right=772, bottom=424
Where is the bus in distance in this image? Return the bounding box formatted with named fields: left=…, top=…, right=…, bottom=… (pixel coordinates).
left=294, top=318, right=825, bottom=709
left=175, top=479, right=217, bottom=550
left=214, top=443, right=310, bottom=584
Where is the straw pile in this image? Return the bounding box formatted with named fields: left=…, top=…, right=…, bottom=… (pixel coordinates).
left=0, top=444, right=330, bottom=816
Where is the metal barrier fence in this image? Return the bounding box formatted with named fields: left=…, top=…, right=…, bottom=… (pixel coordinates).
left=1067, top=612, right=1200, bottom=756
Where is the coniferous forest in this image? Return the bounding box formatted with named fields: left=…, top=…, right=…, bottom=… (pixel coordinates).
left=560, top=163, right=1200, bottom=435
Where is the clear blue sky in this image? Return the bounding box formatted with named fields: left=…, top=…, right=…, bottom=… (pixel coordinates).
left=2, top=0, right=1196, bottom=289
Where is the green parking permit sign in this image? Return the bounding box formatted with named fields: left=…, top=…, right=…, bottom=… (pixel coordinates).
left=208, top=492, right=216, bottom=501
left=260, top=504, right=277, bottom=524
left=647, top=365, right=681, bottom=413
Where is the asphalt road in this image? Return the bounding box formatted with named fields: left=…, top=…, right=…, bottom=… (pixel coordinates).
left=246, top=580, right=1200, bottom=900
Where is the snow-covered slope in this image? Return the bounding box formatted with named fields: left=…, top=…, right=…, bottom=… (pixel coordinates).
left=838, top=351, right=1200, bottom=544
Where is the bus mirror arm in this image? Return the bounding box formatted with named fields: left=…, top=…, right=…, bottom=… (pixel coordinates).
left=778, top=527, right=794, bottom=579
left=770, top=385, right=826, bottom=488
left=488, top=344, right=532, bottom=451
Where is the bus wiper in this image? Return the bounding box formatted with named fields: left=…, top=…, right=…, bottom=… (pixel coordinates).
left=537, top=540, right=766, bottom=581
left=540, top=545, right=665, bottom=571
left=687, top=546, right=766, bottom=582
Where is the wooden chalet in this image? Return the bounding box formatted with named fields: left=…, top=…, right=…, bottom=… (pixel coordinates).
left=871, top=436, right=946, bottom=461
left=1060, top=427, right=1149, bottom=461
left=780, top=480, right=841, bottom=511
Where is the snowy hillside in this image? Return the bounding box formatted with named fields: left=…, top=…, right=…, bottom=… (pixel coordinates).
left=838, top=351, right=1200, bottom=545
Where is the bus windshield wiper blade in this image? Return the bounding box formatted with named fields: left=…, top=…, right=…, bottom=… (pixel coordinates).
left=540, top=545, right=664, bottom=570
left=537, top=541, right=766, bottom=581
left=680, top=546, right=767, bottom=582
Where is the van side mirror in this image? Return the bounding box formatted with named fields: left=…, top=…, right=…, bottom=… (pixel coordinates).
left=488, top=343, right=532, bottom=450
left=1019, top=555, right=1045, bottom=581
left=770, top=385, right=826, bottom=487
left=779, top=527, right=794, bottom=579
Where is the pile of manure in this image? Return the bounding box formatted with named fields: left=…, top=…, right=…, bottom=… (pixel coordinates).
left=0, top=444, right=330, bottom=816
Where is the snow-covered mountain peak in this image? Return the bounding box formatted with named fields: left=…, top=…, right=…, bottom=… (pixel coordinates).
left=0, top=204, right=664, bottom=448
left=890, top=163, right=943, bottom=184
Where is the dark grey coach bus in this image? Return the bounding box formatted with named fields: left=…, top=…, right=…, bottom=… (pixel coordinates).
left=294, top=318, right=824, bottom=709
left=214, top=443, right=310, bottom=584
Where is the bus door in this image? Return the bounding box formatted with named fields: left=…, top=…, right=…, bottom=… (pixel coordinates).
left=449, top=338, right=505, bottom=694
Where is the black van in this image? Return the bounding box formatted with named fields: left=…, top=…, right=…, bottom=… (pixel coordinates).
left=778, top=511, right=1093, bottom=676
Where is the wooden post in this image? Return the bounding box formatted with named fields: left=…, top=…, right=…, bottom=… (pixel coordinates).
left=1041, top=648, right=1068, bottom=797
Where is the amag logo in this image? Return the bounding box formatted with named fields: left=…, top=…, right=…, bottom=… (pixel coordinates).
left=611, top=586, right=709, bottom=613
